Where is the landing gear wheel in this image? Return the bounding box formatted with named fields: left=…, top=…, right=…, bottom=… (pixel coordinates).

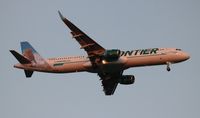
left=166, top=62, right=171, bottom=72
left=167, top=66, right=171, bottom=71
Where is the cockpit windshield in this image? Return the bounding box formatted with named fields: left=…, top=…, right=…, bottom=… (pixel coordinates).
left=176, top=49, right=182, bottom=51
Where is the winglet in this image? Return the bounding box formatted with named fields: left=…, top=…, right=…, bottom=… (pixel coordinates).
left=58, top=10, right=65, bottom=20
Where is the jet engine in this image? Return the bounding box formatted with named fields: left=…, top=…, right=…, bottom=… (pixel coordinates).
left=119, top=75, right=135, bottom=85
left=102, top=49, right=120, bottom=61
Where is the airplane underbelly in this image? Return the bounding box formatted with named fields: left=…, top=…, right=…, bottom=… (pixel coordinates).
left=100, top=64, right=123, bottom=73
left=98, top=58, right=127, bottom=73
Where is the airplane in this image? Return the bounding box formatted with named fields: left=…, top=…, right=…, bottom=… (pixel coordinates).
left=10, top=11, right=190, bottom=95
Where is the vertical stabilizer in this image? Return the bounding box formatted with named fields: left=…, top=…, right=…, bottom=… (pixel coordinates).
left=20, top=41, right=47, bottom=65
left=10, top=41, right=50, bottom=78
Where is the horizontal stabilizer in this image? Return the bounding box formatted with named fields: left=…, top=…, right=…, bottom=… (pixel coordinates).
left=10, top=50, right=31, bottom=64
left=24, top=70, right=33, bottom=78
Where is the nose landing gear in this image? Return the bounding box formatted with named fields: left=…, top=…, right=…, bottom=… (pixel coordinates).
left=166, top=62, right=171, bottom=72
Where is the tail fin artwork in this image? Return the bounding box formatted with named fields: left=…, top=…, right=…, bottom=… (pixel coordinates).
left=10, top=41, right=49, bottom=78
left=21, top=41, right=46, bottom=64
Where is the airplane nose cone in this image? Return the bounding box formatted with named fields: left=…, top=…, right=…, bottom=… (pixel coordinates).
left=183, top=52, right=190, bottom=61
left=176, top=51, right=190, bottom=63
left=185, top=53, right=190, bottom=59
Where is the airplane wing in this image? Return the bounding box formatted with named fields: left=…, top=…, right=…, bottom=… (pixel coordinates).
left=101, top=77, right=118, bottom=95
left=58, top=11, right=121, bottom=95
left=99, top=72, right=122, bottom=95
left=58, top=11, right=105, bottom=57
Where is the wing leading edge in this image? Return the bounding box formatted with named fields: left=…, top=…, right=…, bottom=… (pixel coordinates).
left=58, top=11, right=105, bottom=57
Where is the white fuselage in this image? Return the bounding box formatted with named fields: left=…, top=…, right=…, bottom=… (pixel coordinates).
left=14, top=48, right=190, bottom=73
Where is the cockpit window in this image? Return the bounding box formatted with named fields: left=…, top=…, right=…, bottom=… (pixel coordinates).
left=176, top=49, right=181, bottom=51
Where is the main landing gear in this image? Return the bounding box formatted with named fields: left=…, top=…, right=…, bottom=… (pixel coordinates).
left=166, top=62, right=171, bottom=72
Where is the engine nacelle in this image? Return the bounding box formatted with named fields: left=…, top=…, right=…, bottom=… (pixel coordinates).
left=103, top=49, right=120, bottom=61
left=119, top=75, right=135, bottom=85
